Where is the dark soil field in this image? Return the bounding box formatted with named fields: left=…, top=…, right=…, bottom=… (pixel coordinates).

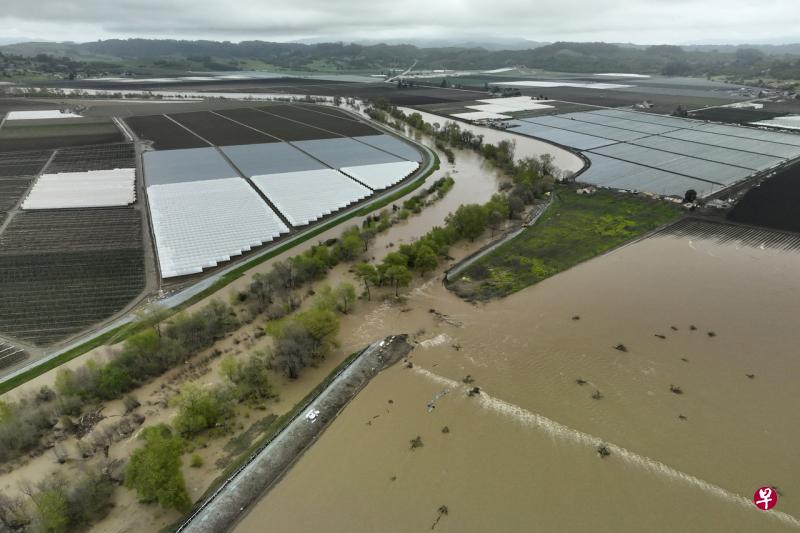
left=0, top=149, right=52, bottom=177
left=216, top=107, right=340, bottom=141
left=728, top=162, right=800, bottom=232
left=47, top=142, right=136, bottom=173
left=689, top=107, right=786, bottom=124
left=494, top=86, right=735, bottom=114
left=0, top=207, right=145, bottom=345
left=168, top=111, right=274, bottom=146
left=125, top=114, right=210, bottom=150
left=0, top=119, right=124, bottom=152
left=262, top=104, right=380, bottom=136
left=0, top=177, right=32, bottom=226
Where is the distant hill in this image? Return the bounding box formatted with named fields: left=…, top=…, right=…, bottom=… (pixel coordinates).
left=1, top=39, right=799, bottom=83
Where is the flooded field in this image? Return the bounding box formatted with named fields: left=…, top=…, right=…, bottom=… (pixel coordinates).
left=236, top=220, right=800, bottom=532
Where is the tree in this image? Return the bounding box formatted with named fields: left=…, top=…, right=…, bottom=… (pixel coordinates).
left=359, top=227, right=377, bottom=252
left=270, top=322, right=316, bottom=379
left=220, top=354, right=274, bottom=403
left=32, top=488, right=69, bottom=533
left=488, top=209, right=505, bottom=237
left=296, top=308, right=340, bottom=359
left=171, top=384, right=234, bottom=437
left=335, top=227, right=364, bottom=262
left=414, top=244, right=439, bottom=276
left=385, top=265, right=412, bottom=297
left=354, top=263, right=379, bottom=301
left=446, top=204, right=488, bottom=241
left=334, top=283, right=356, bottom=314
left=508, top=196, right=525, bottom=219
left=124, top=425, right=191, bottom=512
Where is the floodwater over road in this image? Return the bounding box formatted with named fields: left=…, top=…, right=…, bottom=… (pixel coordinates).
left=236, top=221, right=800, bottom=532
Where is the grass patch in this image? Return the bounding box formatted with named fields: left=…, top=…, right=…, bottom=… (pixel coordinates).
left=450, top=189, right=681, bottom=300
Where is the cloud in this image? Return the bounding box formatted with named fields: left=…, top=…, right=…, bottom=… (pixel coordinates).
left=0, top=0, right=797, bottom=45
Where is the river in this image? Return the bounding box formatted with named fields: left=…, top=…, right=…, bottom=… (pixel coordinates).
left=235, top=221, right=800, bottom=532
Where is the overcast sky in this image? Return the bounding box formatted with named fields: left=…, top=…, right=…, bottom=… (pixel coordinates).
left=1, top=0, right=798, bottom=45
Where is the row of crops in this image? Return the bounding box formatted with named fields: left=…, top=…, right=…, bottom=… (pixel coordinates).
left=0, top=139, right=146, bottom=347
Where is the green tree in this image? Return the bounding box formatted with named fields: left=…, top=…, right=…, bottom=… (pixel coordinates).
left=31, top=487, right=69, bottom=533
left=488, top=209, right=505, bottom=236
left=220, top=354, right=274, bottom=403
left=446, top=204, right=488, bottom=241
left=124, top=425, right=190, bottom=512
left=385, top=265, right=412, bottom=297
left=334, top=283, right=356, bottom=314
left=171, top=384, right=234, bottom=437
left=414, top=244, right=439, bottom=276
left=335, top=227, right=364, bottom=261
left=296, top=307, right=340, bottom=359
left=354, top=263, right=379, bottom=301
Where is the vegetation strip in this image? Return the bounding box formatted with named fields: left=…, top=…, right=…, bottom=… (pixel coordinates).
left=176, top=335, right=413, bottom=532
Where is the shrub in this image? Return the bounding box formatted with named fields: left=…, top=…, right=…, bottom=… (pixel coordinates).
left=124, top=425, right=190, bottom=512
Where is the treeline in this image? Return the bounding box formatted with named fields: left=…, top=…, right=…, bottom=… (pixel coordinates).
left=354, top=163, right=555, bottom=298
left=0, top=468, right=116, bottom=532
left=5, top=40, right=800, bottom=81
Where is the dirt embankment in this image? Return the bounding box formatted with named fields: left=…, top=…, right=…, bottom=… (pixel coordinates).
left=180, top=335, right=413, bottom=533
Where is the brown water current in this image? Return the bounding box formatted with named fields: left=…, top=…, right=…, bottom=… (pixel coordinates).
left=235, top=226, right=800, bottom=532
left=397, top=107, right=585, bottom=175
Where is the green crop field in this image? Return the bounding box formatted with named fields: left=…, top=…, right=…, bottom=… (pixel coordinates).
left=450, top=189, right=681, bottom=300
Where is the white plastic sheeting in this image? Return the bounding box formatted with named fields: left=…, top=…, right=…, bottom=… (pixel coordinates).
left=148, top=177, right=289, bottom=278
left=339, top=161, right=420, bottom=190
left=22, top=168, right=136, bottom=209
left=450, top=111, right=512, bottom=121
left=252, top=169, right=372, bottom=226
left=489, top=81, right=633, bottom=89
left=352, top=134, right=423, bottom=162
left=6, top=110, right=83, bottom=120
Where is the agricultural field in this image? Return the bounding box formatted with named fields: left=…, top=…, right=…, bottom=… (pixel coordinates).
left=0, top=208, right=145, bottom=345
left=417, top=98, right=598, bottom=120
left=167, top=111, right=274, bottom=145
left=124, top=114, right=210, bottom=150
left=259, top=104, right=380, bottom=136
left=689, top=107, right=787, bottom=124
left=449, top=190, right=680, bottom=300
left=0, top=117, right=124, bottom=151
left=215, top=107, right=340, bottom=141
left=0, top=118, right=146, bottom=346
left=728, top=162, right=800, bottom=232
left=504, top=107, right=800, bottom=198
left=0, top=340, right=27, bottom=371
left=0, top=149, right=51, bottom=225
left=132, top=103, right=425, bottom=279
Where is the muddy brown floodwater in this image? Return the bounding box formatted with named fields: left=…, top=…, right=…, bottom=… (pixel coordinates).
left=235, top=222, right=800, bottom=533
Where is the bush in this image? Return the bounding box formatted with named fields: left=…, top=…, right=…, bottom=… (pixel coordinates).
left=220, top=354, right=275, bottom=403
left=190, top=454, right=204, bottom=468
left=171, top=384, right=235, bottom=437
left=124, top=425, right=191, bottom=512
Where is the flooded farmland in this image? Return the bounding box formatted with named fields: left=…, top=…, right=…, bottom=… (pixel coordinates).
left=235, top=220, right=800, bottom=533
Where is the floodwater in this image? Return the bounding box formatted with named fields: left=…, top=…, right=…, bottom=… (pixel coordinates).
left=236, top=222, right=800, bottom=532
left=397, top=107, right=585, bottom=175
